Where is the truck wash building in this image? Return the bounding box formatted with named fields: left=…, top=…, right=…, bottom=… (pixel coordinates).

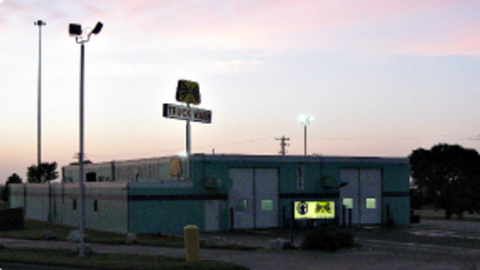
left=9, top=154, right=410, bottom=234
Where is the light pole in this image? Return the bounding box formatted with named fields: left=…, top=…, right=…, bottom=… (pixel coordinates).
left=34, top=20, right=45, bottom=181
left=69, top=21, right=103, bottom=257
left=299, top=115, right=313, bottom=156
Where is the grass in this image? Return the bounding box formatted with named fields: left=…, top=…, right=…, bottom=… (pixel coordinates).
left=0, top=219, right=257, bottom=250
left=0, top=219, right=189, bottom=247
left=0, top=248, right=249, bottom=270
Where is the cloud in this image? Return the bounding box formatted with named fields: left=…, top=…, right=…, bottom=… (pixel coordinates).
left=93, top=0, right=477, bottom=55
left=2, top=0, right=480, bottom=56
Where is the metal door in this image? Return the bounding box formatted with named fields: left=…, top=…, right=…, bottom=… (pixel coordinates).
left=204, top=200, right=220, bottom=231
left=229, top=168, right=254, bottom=229
left=359, top=169, right=382, bottom=224
left=340, top=169, right=360, bottom=224
left=254, top=168, right=278, bottom=228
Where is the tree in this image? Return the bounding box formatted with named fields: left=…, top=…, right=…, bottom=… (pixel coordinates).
left=409, top=143, right=480, bottom=219
left=27, top=162, right=59, bottom=183
left=1, top=173, right=23, bottom=202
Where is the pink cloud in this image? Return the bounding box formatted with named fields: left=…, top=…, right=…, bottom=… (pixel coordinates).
left=3, top=0, right=478, bottom=55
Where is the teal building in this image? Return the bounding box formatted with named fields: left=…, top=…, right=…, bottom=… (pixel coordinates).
left=9, top=154, right=410, bottom=234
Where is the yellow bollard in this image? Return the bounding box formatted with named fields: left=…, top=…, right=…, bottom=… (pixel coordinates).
left=184, top=225, right=200, bottom=261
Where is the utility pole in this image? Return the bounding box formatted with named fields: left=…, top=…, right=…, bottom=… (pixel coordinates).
left=275, top=136, right=290, bottom=156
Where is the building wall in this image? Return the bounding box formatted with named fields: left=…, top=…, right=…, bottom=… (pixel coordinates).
left=382, top=162, right=411, bottom=224
left=190, top=155, right=410, bottom=228
left=9, top=154, right=410, bottom=234
left=8, top=182, right=129, bottom=234
left=9, top=184, right=26, bottom=210
left=63, top=157, right=190, bottom=183
left=127, top=181, right=219, bottom=234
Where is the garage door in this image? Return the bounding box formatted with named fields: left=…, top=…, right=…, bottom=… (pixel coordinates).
left=340, top=168, right=382, bottom=224
left=229, top=168, right=279, bottom=229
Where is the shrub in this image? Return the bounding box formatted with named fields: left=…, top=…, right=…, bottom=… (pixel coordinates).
left=301, top=227, right=355, bottom=251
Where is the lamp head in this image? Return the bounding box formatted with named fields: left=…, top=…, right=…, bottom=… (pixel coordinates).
left=34, top=20, right=46, bottom=26
left=69, top=24, right=82, bottom=36
left=299, top=115, right=314, bottom=125
left=91, top=22, right=103, bottom=35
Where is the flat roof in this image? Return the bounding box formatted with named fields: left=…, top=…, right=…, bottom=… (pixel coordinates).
left=64, top=153, right=408, bottom=169
left=190, top=153, right=409, bottom=164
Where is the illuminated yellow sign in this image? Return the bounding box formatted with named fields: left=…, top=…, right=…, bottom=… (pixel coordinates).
left=294, top=201, right=335, bottom=219
left=176, top=80, right=201, bottom=105
left=169, top=158, right=182, bottom=177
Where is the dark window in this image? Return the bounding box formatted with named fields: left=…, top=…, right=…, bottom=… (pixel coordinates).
left=73, top=199, right=77, bottom=210
left=94, top=200, right=98, bottom=212
left=86, top=172, right=97, bottom=182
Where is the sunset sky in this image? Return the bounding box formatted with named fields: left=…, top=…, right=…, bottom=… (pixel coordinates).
left=1, top=0, right=480, bottom=183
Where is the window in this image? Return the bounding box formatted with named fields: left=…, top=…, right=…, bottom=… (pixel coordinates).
left=343, top=198, right=353, bottom=209
left=86, top=172, right=96, bottom=182
left=94, top=200, right=98, bottom=212
left=366, top=198, right=376, bottom=209
left=261, top=200, right=273, bottom=211
left=234, top=199, right=247, bottom=211
left=73, top=199, right=77, bottom=210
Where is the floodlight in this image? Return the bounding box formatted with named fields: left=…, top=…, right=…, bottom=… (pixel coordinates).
left=299, top=115, right=314, bottom=125
left=91, top=22, right=103, bottom=35
left=69, top=24, right=82, bottom=36
left=34, top=20, right=46, bottom=26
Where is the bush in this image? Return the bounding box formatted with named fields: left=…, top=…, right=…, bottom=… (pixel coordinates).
left=301, top=227, right=355, bottom=251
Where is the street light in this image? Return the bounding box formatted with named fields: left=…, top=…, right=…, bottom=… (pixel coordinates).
left=34, top=20, right=45, bottom=182
left=69, top=21, right=103, bottom=257
left=299, top=115, right=314, bottom=156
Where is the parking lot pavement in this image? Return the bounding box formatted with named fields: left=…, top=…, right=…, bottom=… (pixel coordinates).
left=2, top=216, right=480, bottom=270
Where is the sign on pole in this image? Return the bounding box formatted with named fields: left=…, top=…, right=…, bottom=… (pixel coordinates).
left=163, top=103, right=212, bottom=124
left=164, top=79, right=211, bottom=156
left=176, top=80, right=201, bottom=105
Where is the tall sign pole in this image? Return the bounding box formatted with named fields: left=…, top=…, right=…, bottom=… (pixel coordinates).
left=163, top=80, right=211, bottom=158
left=186, top=103, right=191, bottom=156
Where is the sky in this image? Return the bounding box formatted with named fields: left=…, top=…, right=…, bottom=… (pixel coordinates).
left=1, top=0, right=480, bottom=183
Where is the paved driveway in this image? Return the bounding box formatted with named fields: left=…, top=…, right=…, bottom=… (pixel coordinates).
left=2, top=216, right=480, bottom=270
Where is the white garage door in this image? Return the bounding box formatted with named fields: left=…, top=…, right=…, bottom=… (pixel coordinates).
left=229, top=168, right=279, bottom=229
left=340, top=168, right=382, bottom=225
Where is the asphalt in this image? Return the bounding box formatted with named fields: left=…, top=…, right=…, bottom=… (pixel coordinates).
left=1, top=213, right=480, bottom=270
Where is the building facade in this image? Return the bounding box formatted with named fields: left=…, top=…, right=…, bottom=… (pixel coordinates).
left=9, top=154, right=410, bottom=234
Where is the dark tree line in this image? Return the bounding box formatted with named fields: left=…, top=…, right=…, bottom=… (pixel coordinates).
left=1, top=173, right=22, bottom=202
left=1, top=162, right=58, bottom=203
left=27, top=162, right=59, bottom=183
left=410, top=143, right=480, bottom=219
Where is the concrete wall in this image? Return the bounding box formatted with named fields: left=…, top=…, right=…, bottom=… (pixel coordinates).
left=9, top=184, right=26, bottom=209
left=58, top=183, right=128, bottom=233
left=8, top=182, right=129, bottom=234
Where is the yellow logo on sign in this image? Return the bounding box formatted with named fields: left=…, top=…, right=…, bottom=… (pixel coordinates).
left=176, top=80, right=201, bottom=105
left=315, top=202, right=332, bottom=214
